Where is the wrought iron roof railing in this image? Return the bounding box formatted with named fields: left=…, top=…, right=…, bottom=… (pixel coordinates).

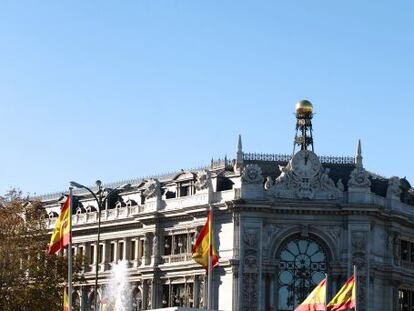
left=33, top=157, right=232, bottom=201
left=243, top=152, right=355, bottom=165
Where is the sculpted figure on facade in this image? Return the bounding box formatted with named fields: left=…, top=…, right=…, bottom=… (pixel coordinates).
left=387, top=176, right=402, bottom=200
left=194, top=170, right=212, bottom=191
left=320, top=168, right=337, bottom=191
left=264, top=176, right=273, bottom=190
left=242, top=164, right=263, bottom=184
left=348, top=167, right=371, bottom=189
left=392, top=233, right=401, bottom=266
left=243, top=229, right=258, bottom=250
left=143, top=179, right=161, bottom=200
left=336, top=179, right=345, bottom=192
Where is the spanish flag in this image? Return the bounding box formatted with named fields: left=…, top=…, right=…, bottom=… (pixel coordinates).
left=63, top=287, right=69, bottom=311
left=327, top=275, right=356, bottom=311
left=295, top=277, right=327, bottom=311
left=48, top=196, right=71, bottom=255
left=192, top=211, right=218, bottom=269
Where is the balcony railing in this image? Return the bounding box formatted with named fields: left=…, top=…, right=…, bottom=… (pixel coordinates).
left=161, top=253, right=193, bottom=264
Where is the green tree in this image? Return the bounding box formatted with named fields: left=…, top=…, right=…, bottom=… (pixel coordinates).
left=0, top=189, right=83, bottom=311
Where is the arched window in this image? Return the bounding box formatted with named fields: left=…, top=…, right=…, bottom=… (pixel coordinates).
left=276, top=235, right=328, bottom=311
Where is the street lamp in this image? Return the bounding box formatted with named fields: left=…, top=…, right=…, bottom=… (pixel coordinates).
left=70, top=180, right=131, bottom=311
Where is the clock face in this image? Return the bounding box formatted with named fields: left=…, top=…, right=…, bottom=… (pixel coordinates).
left=291, top=150, right=321, bottom=178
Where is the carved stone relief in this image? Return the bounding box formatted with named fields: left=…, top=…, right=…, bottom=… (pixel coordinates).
left=387, top=177, right=401, bottom=200
left=352, top=231, right=368, bottom=311
left=143, top=179, right=161, bottom=200
left=266, top=150, right=343, bottom=200
left=195, top=170, right=212, bottom=191
left=242, top=228, right=259, bottom=311
left=348, top=167, right=371, bottom=189
left=242, top=164, right=263, bottom=184
left=392, top=233, right=401, bottom=266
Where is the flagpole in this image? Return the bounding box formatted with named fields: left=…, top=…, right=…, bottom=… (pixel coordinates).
left=68, top=187, right=73, bottom=311
left=207, top=205, right=213, bottom=310
left=354, top=265, right=357, bottom=311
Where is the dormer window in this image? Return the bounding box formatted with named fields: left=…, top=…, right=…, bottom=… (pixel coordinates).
left=177, top=181, right=194, bottom=197
left=86, top=205, right=97, bottom=213
left=48, top=211, right=58, bottom=219
left=126, top=199, right=137, bottom=207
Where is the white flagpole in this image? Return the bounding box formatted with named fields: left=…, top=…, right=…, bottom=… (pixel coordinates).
left=68, top=187, right=73, bottom=311
left=207, top=205, right=213, bottom=310
left=354, top=265, right=357, bottom=311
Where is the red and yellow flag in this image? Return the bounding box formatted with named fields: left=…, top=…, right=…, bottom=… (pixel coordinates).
left=327, top=275, right=356, bottom=311
left=63, top=287, right=69, bottom=311
left=48, top=196, right=71, bottom=255
left=192, top=211, right=218, bottom=269
left=295, top=277, right=327, bottom=311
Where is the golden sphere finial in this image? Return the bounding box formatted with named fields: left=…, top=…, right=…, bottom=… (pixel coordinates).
left=295, top=99, right=313, bottom=116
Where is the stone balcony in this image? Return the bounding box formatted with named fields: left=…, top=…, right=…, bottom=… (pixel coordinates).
left=161, top=253, right=193, bottom=265
left=47, top=189, right=240, bottom=229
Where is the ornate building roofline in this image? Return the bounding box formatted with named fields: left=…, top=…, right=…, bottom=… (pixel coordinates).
left=243, top=152, right=355, bottom=165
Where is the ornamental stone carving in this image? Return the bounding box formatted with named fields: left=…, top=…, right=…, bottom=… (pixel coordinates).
left=387, top=176, right=401, bottom=200
left=264, top=176, right=273, bottom=190
left=348, top=167, right=371, bottom=189
left=242, top=164, right=263, bottom=184
left=143, top=179, right=161, bottom=200
left=243, top=229, right=258, bottom=250
left=352, top=231, right=368, bottom=311
left=242, top=228, right=259, bottom=311
left=194, top=170, right=211, bottom=191
left=266, top=150, right=342, bottom=200
left=392, top=233, right=401, bottom=266
left=336, top=179, right=345, bottom=192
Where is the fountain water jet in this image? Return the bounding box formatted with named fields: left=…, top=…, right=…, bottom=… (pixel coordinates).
left=102, top=260, right=131, bottom=311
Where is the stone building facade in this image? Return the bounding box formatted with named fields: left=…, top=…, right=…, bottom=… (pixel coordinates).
left=42, top=106, right=414, bottom=311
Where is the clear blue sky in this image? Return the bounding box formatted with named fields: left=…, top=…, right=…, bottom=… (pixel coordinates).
left=1, top=1, right=413, bottom=195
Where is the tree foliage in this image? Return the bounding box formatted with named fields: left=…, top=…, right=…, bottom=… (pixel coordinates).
left=0, top=189, right=83, bottom=311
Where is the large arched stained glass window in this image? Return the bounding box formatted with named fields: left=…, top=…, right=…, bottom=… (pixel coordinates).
left=277, top=236, right=328, bottom=311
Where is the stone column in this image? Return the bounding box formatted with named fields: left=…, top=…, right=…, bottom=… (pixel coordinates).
left=133, top=238, right=139, bottom=268
left=102, top=241, right=109, bottom=270
left=194, top=276, right=200, bottom=308
left=92, top=243, right=97, bottom=272
left=112, top=241, right=118, bottom=263
left=122, top=238, right=128, bottom=261
left=144, top=233, right=151, bottom=265
left=151, top=232, right=160, bottom=266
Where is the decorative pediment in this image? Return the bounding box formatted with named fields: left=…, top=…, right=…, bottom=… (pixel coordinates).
left=173, top=171, right=196, bottom=182
left=266, top=150, right=343, bottom=200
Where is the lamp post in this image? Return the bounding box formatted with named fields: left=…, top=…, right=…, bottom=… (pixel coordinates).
left=70, top=180, right=130, bottom=311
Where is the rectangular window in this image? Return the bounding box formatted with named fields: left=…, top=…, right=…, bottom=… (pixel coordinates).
left=162, top=285, right=170, bottom=307
left=131, top=240, right=136, bottom=260
left=98, top=244, right=104, bottom=263
left=90, top=245, right=95, bottom=264
left=402, top=240, right=409, bottom=261
left=110, top=243, right=115, bottom=262
left=180, top=186, right=189, bottom=197
left=164, top=236, right=172, bottom=255
left=78, top=247, right=84, bottom=265
left=399, top=289, right=409, bottom=311
left=138, top=239, right=144, bottom=258
left=119, top=242, right=124, bottom=261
